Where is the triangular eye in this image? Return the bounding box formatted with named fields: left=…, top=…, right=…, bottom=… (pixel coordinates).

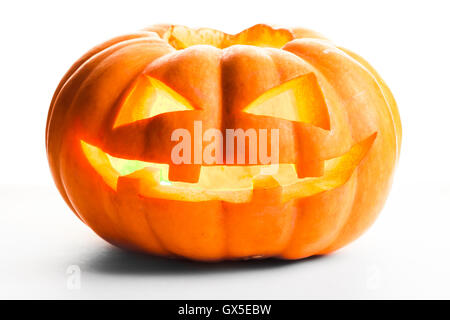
left=113, top=76, right=194, bottom=128
left=243, top=73, right=330, bottom=130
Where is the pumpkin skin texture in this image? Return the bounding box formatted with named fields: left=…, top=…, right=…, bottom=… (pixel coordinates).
left=46, top=24, right=401, bottom=261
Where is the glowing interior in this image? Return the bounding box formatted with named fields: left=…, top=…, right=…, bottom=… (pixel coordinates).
left=106, top=150, right=299, bottom=189
left=114, top=76, right=194, bottom=128
left=80, top=133, right=376, bottom=203
left=163, top=24, right=294, bottom=50
left=243, top=73, right=330, bottom=130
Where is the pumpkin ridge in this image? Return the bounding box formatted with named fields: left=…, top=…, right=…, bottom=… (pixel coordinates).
left=49, top=37, right=173, bottom=220
left=338, top=47, right=401, bottom=161
left=46, top=32, right=158, bottom=147
left=284, top=41, right=397, bottom=253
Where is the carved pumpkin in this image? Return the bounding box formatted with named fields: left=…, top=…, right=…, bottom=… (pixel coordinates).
left=46, top=24, right=401, bottom=261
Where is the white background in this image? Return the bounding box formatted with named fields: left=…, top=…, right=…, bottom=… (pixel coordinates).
left=1, top=0, right=450, bottom=299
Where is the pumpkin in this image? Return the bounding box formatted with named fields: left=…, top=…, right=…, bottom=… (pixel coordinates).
left=46, top=24, right=401, bottom=261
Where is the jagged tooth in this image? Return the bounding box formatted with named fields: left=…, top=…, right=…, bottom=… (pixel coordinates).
left=117, top=167, right=161, bottom=194
left=168, top=164, right=201, bottom=183
left=296, top=159, right=324, bottom=178
left=252, top=174, right=282, bottom=204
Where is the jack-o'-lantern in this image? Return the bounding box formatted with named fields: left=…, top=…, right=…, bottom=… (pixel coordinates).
left=46, top=24, right=401, bottom=261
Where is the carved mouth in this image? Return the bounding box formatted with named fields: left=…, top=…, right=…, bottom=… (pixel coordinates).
left=80, top=132, right=376, bottom=203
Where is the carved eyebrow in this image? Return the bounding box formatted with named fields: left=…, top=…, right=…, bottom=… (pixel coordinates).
left=243, top=73, right=330, bottom=130
left=113, top=76, right=195, bottom=128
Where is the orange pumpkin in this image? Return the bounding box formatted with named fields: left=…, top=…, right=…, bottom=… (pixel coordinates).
left=46, top=24, right=401, bottom=261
